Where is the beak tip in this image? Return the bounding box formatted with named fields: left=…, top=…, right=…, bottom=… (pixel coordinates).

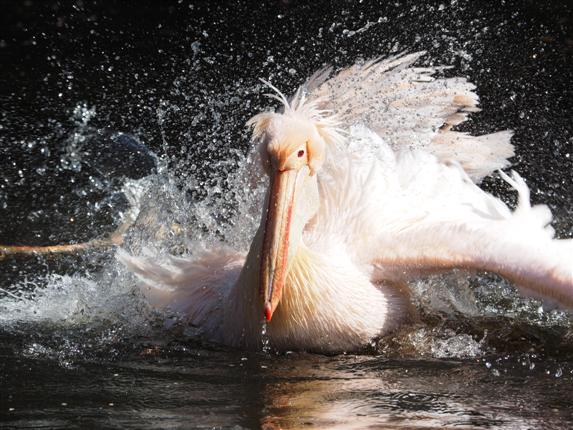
left=264, top=303, right=273, bottom=322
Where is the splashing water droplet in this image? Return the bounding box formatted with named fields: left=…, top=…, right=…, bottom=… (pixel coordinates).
left=261, top=321, right=271, bottom=354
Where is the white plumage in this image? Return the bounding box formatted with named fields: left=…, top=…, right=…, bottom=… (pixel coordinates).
left=118, top=52, right=573, bottom=353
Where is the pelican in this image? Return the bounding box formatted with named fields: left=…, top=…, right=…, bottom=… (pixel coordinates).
left=118, top=52, right=573, bottom=353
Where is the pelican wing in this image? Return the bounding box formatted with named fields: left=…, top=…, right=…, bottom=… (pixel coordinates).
left=117, top=248, right=244, bottom=325
left=311, top=127, right=573, bottom=308
left=305, top=52, right=514, bottom=181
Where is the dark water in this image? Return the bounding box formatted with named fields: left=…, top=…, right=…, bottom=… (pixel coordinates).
left=2, top=347, right=572, bottom=429
left=1, top=1, right=573, bottom=428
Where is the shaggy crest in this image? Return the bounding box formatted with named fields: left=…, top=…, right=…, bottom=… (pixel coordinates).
left=246, top=79, right=345, bottom=148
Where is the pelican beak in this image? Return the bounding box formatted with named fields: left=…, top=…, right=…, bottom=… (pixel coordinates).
left=260, top=168, right=301, bottom=322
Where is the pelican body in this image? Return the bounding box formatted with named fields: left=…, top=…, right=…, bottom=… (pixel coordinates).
left=119, top=52, right=573, bottom=353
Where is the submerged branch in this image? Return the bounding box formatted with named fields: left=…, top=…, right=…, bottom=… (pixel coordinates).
left=0, top=216, right=133, bottom=258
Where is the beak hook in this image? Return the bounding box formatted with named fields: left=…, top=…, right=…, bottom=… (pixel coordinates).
left=264, top=303, right=273, bottom=321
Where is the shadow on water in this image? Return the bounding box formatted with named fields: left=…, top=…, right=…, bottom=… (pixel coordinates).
left=1, top=0, right=573, bottom=428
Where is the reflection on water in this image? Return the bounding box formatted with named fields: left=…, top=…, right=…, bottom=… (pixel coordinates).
left=2, top=345, right=572, bottom=429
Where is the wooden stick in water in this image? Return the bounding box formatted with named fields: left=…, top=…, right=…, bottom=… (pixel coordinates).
left=0, top=217, right=132, bottom=257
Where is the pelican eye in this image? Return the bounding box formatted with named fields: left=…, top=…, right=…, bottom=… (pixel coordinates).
left=297, top=150, right=305, bottom=158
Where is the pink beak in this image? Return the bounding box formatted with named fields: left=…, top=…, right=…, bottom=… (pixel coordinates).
left=260, top=169, right=299, bottom=321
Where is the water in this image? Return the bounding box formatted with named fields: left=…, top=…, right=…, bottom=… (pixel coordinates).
left=2, top=1, right=573, bottom=428
left=1, top=349, right=572, bottom=429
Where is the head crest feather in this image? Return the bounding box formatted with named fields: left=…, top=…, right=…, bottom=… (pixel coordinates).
left=246, top=79, right=345, bottom=147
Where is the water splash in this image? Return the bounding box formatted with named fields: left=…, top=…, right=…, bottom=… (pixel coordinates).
left=261, top=321, right=272, bottom=354
left=59, top=103, right=97, bottom=172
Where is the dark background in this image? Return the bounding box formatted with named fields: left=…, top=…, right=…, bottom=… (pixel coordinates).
left=1, top=0, right=572, bottom=247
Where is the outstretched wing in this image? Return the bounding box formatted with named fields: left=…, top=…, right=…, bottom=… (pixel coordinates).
left=372, top=182, right=573, bottom=308
left=304, top=51, right=514, bottom=182
left=117, top=248, right=244, bottom=324
left=310, top=127, right=573, bottom=308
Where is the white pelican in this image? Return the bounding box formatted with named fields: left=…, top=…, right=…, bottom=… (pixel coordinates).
left=118, top=52, right=573, bottom=353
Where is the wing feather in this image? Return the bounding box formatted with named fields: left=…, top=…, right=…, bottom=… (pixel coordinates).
left=311, top=127, right=572, bottom=308
left=117, top=248, right=244, bottom=321
left=303, top=51, right=513, bottom=181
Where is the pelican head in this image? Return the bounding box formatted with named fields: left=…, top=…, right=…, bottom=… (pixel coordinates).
left=247, top=82, right=343, bottom=322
